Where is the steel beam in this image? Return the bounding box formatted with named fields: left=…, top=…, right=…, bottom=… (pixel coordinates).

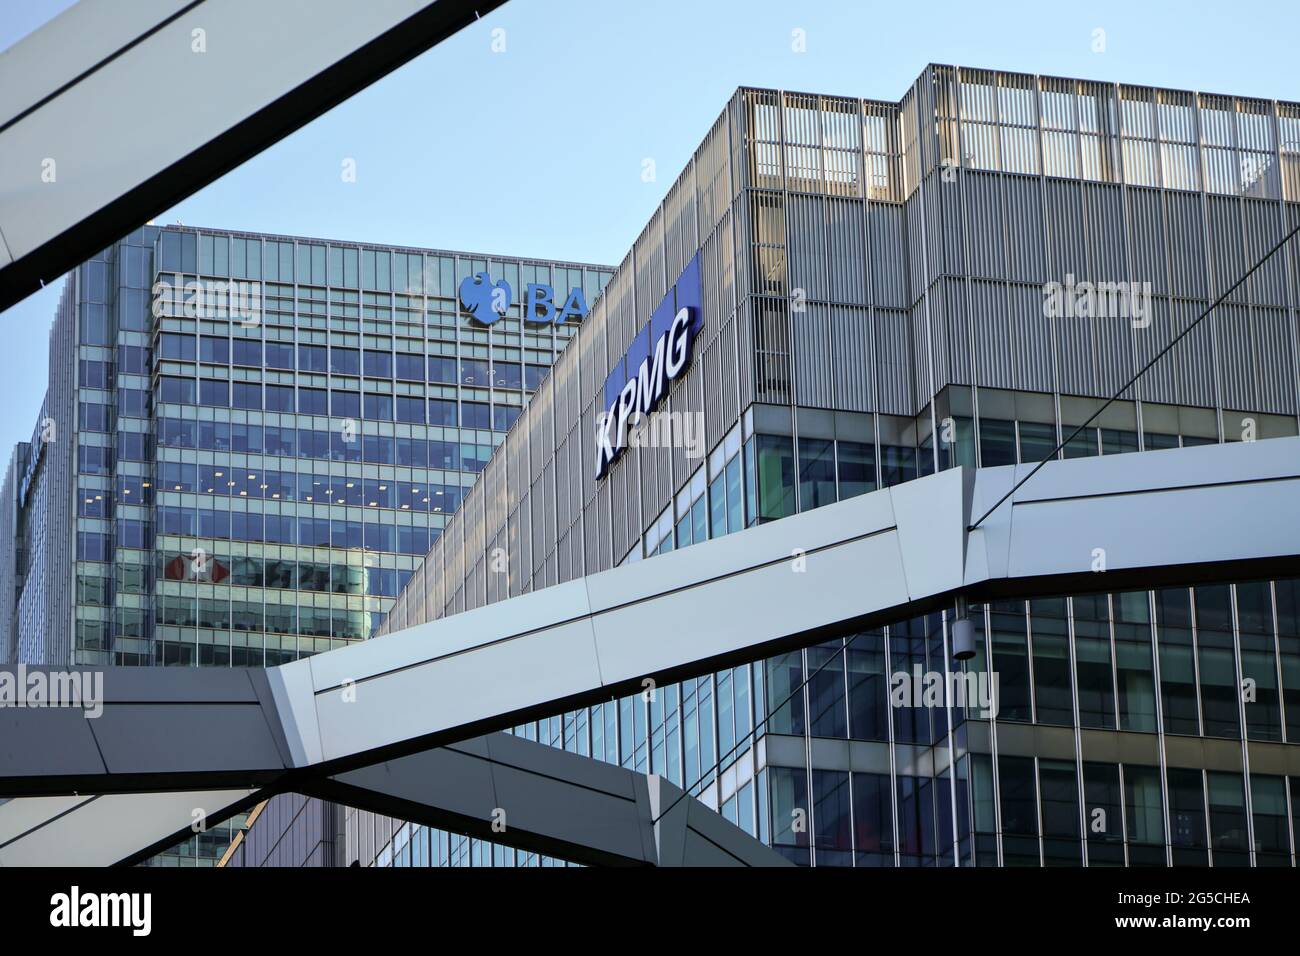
left=302, top=732, right=791, bottom=867
left=0, top=438, right=1297, bottom=864
left=0, top=0, right=506, bottom=312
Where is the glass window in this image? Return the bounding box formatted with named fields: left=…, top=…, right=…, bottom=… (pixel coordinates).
left=807, top=642, right=847, bottom=738
left=492, top=362, right=522, bottom=389
left=1073, top=593, right=1116, bottom=729
left=1039, top=760, right=1082, bottom=865
left=1124, top=764, right=1167, bottom=865
left=756, top=434, right=795, bottom=521
left=1206, top=772, right=1249, bottom=866
left=1166, top=767, right=1207, bottom=866
left=332, top=391, right=360, bottom=419
left=725, top=455, right=743, bottom=533
left=460, top=359, right=490, bottom=387
left=199, top=336, right=229, bottom=364
left=1064, top=425, right=1099, bottom=458
left=160, top=332, right=196, bottom=361
left=1114, top=591, right=1157, bottom=732
left=896, top=775, right=936, bottom=865
left=428, top=355, right=457, bottom=384
left=232, top=339, right=261, bottom=366
left=493, top=405, right=520, bottom=432
left=1278, top=579, right=1300, bottom=740
left=429, top=399, right=457, bottom=426
left=330, top=348, right=360, bottom=376
left=265, top=342, right=294, bottom=369
left=797, top=437, right=836, bottom=511
left=708, top=473, right=726, bottom=539
left=363, top=350, right=392, bottom=378
left=461, top=402, right=490, bottom=429
left=524, top=365, right=547, bottom=390
left=265, top=384, right=294, bottom=412
left=1195, top=585, right=1239, bottom=738
left=1250, top=775, right=1290, bottom=866
left=890, top=617, right=930, bottom=744
left=989, top=601, right=1031, bottom=721
left=1082, top=762, right=1125, bottom=865
left=1018, top=420, right=1057, bottom=463
left=1237, top=581, right=1281, bottom=741
left=836, top=439, right=875, bottom=498
left=231, top=382, right=260, bottom=410
left=999, top=756, right=1039, bottom=865
left=198, top=380, right=228, bottom=407
left=846, top=631, right=888, bottom=741
left=298, top=344, right=328, bottom=372
left=879, top=443, right=917, bottom=487
left=1029, top=598, right=1072, bottom=725
left=298, top=388, right=327, bottom=415
left=979, top=417, right=1016, bottom=466
left=812, top=770, right=853, bottom=867
left=769, top=766, right=810, bottom=866
left=395, top=396, right=425, bottom=424
left=1155, top=587, right=1199, bottom=735
left=364, top=394, right=393, bottom=420
left=970, top=754, right=997, bottom=864
left=851, top=772, right=894, bottom=866
left=395, top=353, right=424, bottom=381
left=765, top=652, right=804, bottom=736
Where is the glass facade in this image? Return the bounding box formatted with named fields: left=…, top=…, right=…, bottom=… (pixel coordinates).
left=3, top=225, right=612, bottom=863
left=357, top=68, right=1300, bottom=868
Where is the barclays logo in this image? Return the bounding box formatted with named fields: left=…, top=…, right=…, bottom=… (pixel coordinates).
left=458, top=271, right=589, bottom=326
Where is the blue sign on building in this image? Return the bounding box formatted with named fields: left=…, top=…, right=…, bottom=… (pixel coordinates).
left=458, top=271, right=588, bottom=326
left=594, top=254, right=702, bottom=480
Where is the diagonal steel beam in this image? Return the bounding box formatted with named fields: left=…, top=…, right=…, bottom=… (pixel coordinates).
left=0, top=0, right=506, bottom=312
left=300, top=732, right=791, bottom=867
left=0, top=438, right=1297, bottom=867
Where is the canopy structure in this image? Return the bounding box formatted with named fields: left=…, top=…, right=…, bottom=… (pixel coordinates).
left=2, top=437, right=1298, bottom=865
left=0, top=0, right=505, bottom=312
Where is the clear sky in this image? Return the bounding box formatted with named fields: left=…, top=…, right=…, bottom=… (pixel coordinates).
left=2, top=0, right=1298, bottom=457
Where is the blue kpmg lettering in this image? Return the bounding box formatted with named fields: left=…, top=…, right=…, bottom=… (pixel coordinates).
left=458, top=271, right=588, bottom=326
left=594, top=254, right=702, bottom=480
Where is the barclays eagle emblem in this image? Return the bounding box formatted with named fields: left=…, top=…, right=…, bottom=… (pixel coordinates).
left=458, top=272, right=512, bottom=325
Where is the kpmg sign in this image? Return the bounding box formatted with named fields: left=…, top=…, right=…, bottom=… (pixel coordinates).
left=458, top=272, right=588, bottom=326
left=594, top=254, right=703, bottom=480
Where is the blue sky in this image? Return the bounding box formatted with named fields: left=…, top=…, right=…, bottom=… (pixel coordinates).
left=2, top=0, right=1298, bottom=455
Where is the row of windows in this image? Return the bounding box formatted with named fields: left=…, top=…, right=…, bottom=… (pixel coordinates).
left=79, top=511, right=444, bottom=560
left=153, top=596, right=370, bottom=639
left=154, top=336, right=548, bottom=389
left=153, top=377, right=524, bottom=429
left=77, top=625, right=357, bottom=669
left=967, top=584, right=1300, bottom=743
left=82, top=436, right=495, bottom=480
left=78, top=557, right=408, bottom=602
left=157, top=230, right=608, bottom=300
left=153, top=419, right=492, bottom=468
left=83, top=474, right=464, bottom=513
left=758, top=581, right=1300, bottom=751
left=969, top=757, right=1297, bottom=868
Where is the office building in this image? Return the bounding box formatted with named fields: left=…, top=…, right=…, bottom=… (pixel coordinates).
left=348, top=66, right=1300, bottom=867
left=0, top=224, right=613, bottom=861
